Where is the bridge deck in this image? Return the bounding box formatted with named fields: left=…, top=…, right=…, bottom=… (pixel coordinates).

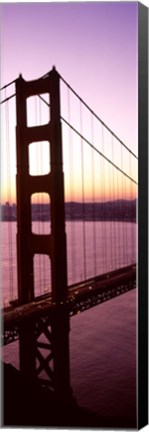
left=2, top=264, right=136, bottom=345
left=3, top=264, right=136, bottom=325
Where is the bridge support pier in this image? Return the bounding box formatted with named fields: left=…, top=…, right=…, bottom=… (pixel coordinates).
left=19, top=319, right=36, bottom=383
left=15, top=67, right=71, bottom=400
left=52, top=307, right=71, bottom=400
left=18, top=305, right=72, bottom=402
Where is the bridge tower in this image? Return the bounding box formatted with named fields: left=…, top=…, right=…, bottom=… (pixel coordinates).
left=15, top=67, right=70, bottom=399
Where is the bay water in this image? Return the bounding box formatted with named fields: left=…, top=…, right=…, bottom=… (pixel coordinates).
left=1, top=221, right=137, bottom=420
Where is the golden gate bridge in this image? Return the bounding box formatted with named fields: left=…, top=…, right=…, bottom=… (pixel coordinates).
left=0, top=67, right=137, bottom=410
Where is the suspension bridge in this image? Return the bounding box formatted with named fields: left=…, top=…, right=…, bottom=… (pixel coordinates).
left=1, top=67, right=137, bottom=407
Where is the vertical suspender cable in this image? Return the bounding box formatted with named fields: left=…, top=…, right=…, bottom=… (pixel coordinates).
left=5, top=96, right=14, bottom=302
left=80, top=101, right=86, bottom=280
left=91, top=114, right=97, bottom=276
left=108, top=134, right=112, bottom=272
left=121, top=145, right=125, bottom=267
left=101, top=125, right=107, bottom=274
left=124, top=164, right=128, bottom=267
left=129, top=153, right=135, bottom=263
left=68, top=88, right=76, bottom=284
left=117, top=152, right=121, bottom=268
left=67, top=88, right=73, bottom=284
left=112, top=134, right=116, bottom=270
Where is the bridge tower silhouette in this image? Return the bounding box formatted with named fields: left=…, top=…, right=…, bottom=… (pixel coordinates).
left=1, top=66, right=137, bottom=413
left=16, top=67, right=71, bottom=399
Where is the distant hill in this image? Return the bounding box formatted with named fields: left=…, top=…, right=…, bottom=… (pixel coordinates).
left=1, top=200, right=136, bottom=222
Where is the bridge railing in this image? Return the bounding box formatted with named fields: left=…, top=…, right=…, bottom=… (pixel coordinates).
left=0, top=70, right=138, bottom=306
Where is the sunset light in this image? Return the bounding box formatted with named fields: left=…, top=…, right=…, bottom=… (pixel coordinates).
left=1, top=2, right=144, bottom=429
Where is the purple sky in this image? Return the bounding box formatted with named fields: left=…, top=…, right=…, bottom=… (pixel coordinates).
left=1, top=2, right=138, bottom=153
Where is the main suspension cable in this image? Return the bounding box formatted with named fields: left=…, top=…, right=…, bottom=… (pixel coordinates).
left=38, top=94, right=138, bottom=185
left=59, top=74, right=138, bottom=160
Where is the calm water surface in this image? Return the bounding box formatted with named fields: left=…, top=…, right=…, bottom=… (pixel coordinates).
left=1, top=221, right=137, bottom=420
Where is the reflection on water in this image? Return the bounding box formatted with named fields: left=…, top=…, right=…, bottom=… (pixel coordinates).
left=2, top=221, right=136, bottom=422
left=2, top=221, right=136, bottom=303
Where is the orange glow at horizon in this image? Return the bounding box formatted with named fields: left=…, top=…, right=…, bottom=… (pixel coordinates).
left=1, top=181, right=137, bottom=205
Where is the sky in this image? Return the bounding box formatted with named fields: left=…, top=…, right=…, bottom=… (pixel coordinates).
left=0, top=2, right=138, bottom=203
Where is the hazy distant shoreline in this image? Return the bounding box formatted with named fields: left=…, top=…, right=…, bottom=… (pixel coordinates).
left=1, top=200, right=136, bottom=222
